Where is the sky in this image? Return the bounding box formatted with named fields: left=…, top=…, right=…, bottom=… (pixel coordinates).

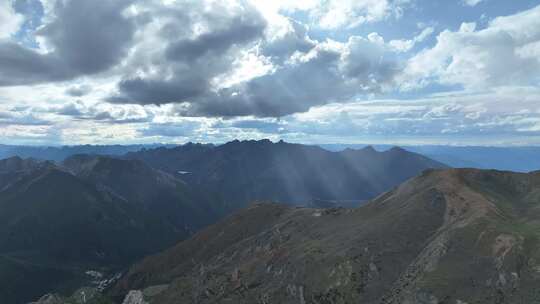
left=0, top=0, right=539, bottom=146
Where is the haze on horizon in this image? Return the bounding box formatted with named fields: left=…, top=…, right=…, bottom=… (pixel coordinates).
left=0, top=0, right=539, bottom=146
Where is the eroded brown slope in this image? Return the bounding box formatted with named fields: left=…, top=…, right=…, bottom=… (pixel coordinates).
left=112, top=169, right=540, bottom=304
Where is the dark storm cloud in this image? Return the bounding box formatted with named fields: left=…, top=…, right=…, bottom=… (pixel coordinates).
left=0, top=0, right=136, bottom=86
left=40, top=0, right=135, bottom=74
left=110, top=76, right=210, bottom=105
left=175, top=39, right=399, bottom=117
left=185, top=48, right=346, bottom=117
left=106, top=5, right=343, bottom=117
left=109, top=1, right=267, bottom=106
left=2, top=0, right=400, bottom=118
left=108, top=2, right=399, bottom=117
left=260, top=19, right=315, bottom=63
left=0, top=42, right=63, bottom=85
left=165, top=15, right=266, bottom=62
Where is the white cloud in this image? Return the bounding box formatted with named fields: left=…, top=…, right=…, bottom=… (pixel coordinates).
left=0, top=0, right=539, bottom=146
left=251, top=0, right=409, bottom=29
left=313, top=0, right=395, bottom=29
left=212, top=50, right=275, bottom=89
left=100, top=0, right=403, bottom=117
left=400, top=5, right=540, bottom=90
left=0, top=1, right=23, bottom=39
left=2, top=86, right=540, bottom=145
left=389, top=26, right=434, bottom=52
left=462, top=0, right=483, bottom=7
left=284, top=86, right=540, bottom=142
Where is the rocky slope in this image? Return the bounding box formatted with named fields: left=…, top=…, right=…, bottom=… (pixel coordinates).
left=0, top=165, right=184, bottom=304
left=0, top=156, right=222, bottom=304
left=125, top=140, right=448, bottom=209
left=111, top=168, right=540, bottom=304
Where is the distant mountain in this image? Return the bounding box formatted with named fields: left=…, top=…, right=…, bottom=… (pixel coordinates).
left=0, top=157, right=54, bottom=191
left=125, top=139, right=447, bottom=209
left=0, top=156, right=49, bottom=172
left=62, top=155, right=223, bottom=233
left=0, top=156, right=221, bottom=304
left=321, top=144, right=540, bottom=172
left=2, top=143, right=538, bottom=173
left=0, top=144, right=176, bottom=162
left=111, top=168, right=540, bottom=304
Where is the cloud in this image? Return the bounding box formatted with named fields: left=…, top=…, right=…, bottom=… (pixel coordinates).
left=389, top=27, right=434, bottom=52
left=0, top=1, right=24, bottom=39
left=0, top=125, right=62, bottom=145
left=251, top=0, right=411, bottom=30
left=54, top=101, right=154, bottom=124
left=281, top=87, right=540, bottom=141
left=165, top=13, right=266, bottom=62
left=108, top=0, right=267, bottom=105
left=130, top=87, right=540, bottom=144
left=138, top=121, right=201, bottom=138
left=260, top=18, right=315, bottom=63
left=173, top=36, right=399, bottom=117
left=0, top=0, right=136, bottom=86
left=1, top=0, right=539, bottom=146
left=0, top=110, right=52, bottom=126
left=310, top=0, right=408, bottom=29
left=462, top=0, right=483, bottom=7
left=108, top=1, right=401, bottom=118
left=65, top=84, right=91, bottom=97
left=400, top=5, right=540, bottom=90
left=0, top=0, right=420, bottom=119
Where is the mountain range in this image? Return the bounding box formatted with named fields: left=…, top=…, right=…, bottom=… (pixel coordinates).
left=3, top=140, right=535, bottom=303
left=110, top=168, right=540, bottom=304
left=2, top=143, right=539, bottom=173
left=321, top=144, right=540, bottom=173
left=0, top=140, right=446, bottom=303
left=0, top=144, right=176, bottom=162
left=125, top=139, right=447, bottom=208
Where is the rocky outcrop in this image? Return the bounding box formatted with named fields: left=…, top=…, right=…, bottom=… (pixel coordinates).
left=121, top=291, right=148, bottom=304
left=119, top=285, right=169, bottom=304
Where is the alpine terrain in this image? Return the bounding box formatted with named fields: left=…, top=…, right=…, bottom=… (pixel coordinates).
left=126, top=140, right=448, bottom=208
left=110, top=168, right=540, bottom=304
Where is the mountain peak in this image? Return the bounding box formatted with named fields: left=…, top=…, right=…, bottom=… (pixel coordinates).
left=362, top=145, right=377, bottom=152
left=388, top=146, right=407, bottom=153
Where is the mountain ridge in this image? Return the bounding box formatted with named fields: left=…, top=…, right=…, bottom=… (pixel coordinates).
left=125, top=139, right=448, bottom=209
left=110, top=168, right=540, bottom=304
left=0, top=156, right=221, bottom=304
